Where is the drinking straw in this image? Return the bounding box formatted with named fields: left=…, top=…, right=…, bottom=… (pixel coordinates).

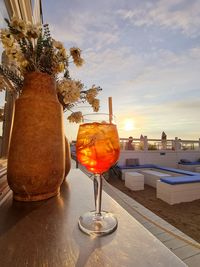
left=108, top=97, right=113, bottom=123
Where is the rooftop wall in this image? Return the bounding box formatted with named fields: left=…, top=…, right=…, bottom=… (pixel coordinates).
left=119, top=150, right=200, bottom=168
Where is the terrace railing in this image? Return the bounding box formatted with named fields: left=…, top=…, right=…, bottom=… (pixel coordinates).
left=120, top=137, right=200, bottom=151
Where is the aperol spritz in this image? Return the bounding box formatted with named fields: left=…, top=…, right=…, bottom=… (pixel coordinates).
left=76, top=113, right=120, bottom=236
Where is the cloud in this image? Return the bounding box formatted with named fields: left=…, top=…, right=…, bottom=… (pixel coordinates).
left=117, top=0, right=200, bottom=37
left=125, top=99, right=200, bottom=139
left=67, top=42, right=200, bottom=122
left=127, top=47, right=200, bottom=94
left=170, top=99, right=200, bottom=110
left=46, top=10, right=119, bottom=49
left=69, top=45, right=142, bottom=84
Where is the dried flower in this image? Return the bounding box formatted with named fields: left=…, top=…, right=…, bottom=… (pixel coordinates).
left=91, top=98, right=100, bottom=112
left=68, top=112, right=83, bottom=123
left=10, top=17, right=26, bottom=33
left=26, top=22, right=41, bottom=39
left=0, top=17, right=102, bottom=123
left=70, top=47, right=84, bottom=67
left=85, top=86, right=99, bottom=104
left=57, top=79, right=82, bottom=104
left=53, top=39, right=64, bottom=49
left=0, top=29, right=15, bottom=48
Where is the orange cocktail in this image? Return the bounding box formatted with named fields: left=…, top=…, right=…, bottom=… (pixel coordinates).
left=76, top=122, right=120, bottom=174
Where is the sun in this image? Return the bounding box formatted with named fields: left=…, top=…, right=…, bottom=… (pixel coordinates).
left=124, top=119, right=135, bottom=131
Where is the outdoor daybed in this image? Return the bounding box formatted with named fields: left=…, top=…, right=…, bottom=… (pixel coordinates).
left=117, top=163, right=155, bottom=180
left=178, top=159, right=200, bottom=172
left=117, top=163, right=200, bottom=205
left=157, top=175, right=200, bottom=205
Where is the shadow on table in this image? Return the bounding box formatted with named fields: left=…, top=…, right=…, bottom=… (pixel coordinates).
left=73, top=223, right=116, bottom=267
left=0, top=180, right=69, bottom=239
left=0, top=195, right=48, bottom=237
left=0, top=181, right=70, bottom=238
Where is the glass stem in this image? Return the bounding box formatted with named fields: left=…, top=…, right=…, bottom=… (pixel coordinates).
left=94, top=174, right=102, bottom=216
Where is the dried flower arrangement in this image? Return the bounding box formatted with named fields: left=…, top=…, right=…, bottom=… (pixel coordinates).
left=0, top=17, right=101, bottom=123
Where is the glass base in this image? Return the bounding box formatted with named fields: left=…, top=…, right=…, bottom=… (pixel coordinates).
left=78, top=211, right=118, bottom=236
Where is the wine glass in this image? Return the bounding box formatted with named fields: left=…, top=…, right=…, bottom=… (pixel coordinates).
left=76, top=113, right=120, bottom=236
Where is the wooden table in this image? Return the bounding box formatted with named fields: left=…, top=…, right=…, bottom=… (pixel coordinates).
left=0, top=169, right=186, bottom=267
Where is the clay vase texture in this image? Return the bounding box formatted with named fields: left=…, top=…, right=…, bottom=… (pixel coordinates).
left=7, top=72, right=67, bottom=201
left=64, top=136, right=71, bottom=178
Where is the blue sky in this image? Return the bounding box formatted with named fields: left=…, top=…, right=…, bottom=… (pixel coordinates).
left=42, top=0, right=200, bottom=140
left=1, top=0, right=200, bottom=140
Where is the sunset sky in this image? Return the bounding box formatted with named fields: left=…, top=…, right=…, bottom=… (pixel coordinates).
left=1, top=0, right=200, bottom=141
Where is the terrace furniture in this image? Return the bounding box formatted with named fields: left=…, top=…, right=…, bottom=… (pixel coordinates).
left=117, top=164, right=154, bottom=180
left=178, top=162, right=200, bottom=172
left=157, top=176, right=200, bottom=205
left=125, top=158, right=139, bottom=166
left=118, top=158, right=140, bottom=180
left=139, top=170, right=171, bottom=188
left=125, top=172, right=144, bottom=191
left=120, top=168, right=140, bottom=180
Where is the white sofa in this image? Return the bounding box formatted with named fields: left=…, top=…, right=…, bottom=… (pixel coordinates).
left=139, top=170, right=171, bottom=188
left=178, top=164, right=200, bottom=172
left=157, top=177, right=200, bottom=205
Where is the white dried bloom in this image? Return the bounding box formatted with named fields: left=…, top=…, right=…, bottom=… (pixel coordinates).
left=86, top=86, right=98, bottom=104
left=53, top=39, right=64, bottom=50
left=70, top=47, right=84, bottom=67
left=91, top=98, right=100, bottom=112
left=57, top=79, right=83, bottom=104
left=10, top=17, right=26, bottom=33
left=68, top=111, right=83, bottom=123
left=0, top=29, right=15, bottom=48
left=26, top=22, right=41, bottom=39
left=6, top=44, right=21, bottom=60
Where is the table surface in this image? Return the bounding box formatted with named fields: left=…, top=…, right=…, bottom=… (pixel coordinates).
left=0, top=169, right=186, bottom=267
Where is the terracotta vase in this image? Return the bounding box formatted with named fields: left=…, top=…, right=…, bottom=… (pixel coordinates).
left=7, top=72, right=66, bottom=201
left=64, top=136, right=71, bottom=178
